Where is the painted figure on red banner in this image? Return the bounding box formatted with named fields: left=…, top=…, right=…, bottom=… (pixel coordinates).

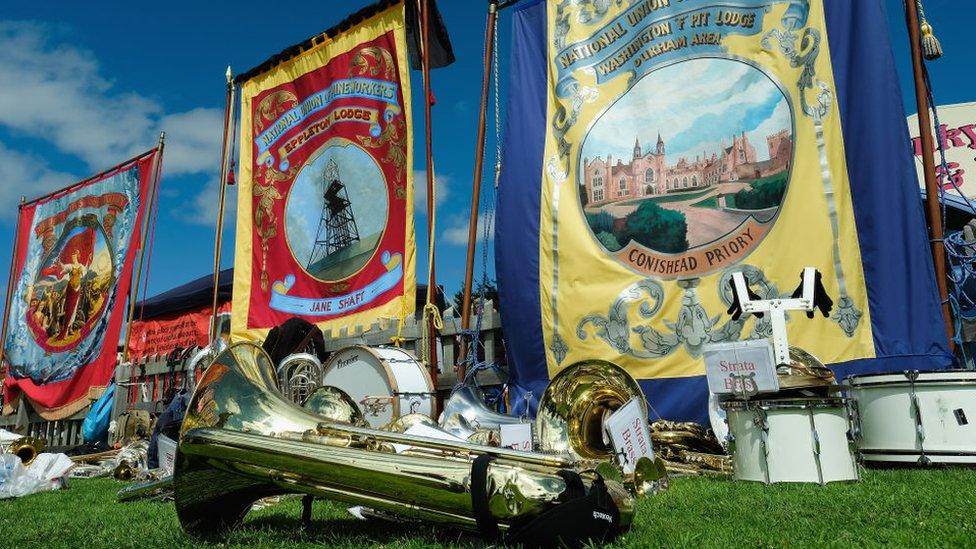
left=57, top=249, right=90, bottom=341
left=26, top=223, right=111, bottom=350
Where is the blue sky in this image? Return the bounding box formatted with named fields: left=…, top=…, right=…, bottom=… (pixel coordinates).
left=0, top=0, right=971, bottom=317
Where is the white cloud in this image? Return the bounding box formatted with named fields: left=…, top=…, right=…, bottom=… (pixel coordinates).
left=0, top=141, right=75, bottom=218
left=413, top=170, right=451, bottom=215
left=182, top=175, right=238, bottom=227
left=442, top=211, right=494, bottom=246
left=0, top=21, right=223, bottom=222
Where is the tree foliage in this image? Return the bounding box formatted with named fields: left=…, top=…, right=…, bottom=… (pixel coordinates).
left=622, top=201, right=688, bottom=253
left=733, top=173, right=787, bottom=210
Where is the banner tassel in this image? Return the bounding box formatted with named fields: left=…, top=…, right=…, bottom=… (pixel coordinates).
left=917, top=1, right=943, bottom=60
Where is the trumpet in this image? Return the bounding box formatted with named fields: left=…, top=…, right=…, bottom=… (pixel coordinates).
left=5, top=436, right=45, bottom=465
left=175, top=343, right=634, bottom=543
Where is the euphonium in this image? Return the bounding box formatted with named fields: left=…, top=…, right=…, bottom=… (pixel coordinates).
left=6, top=436, right=44, bottom=466
left=175, top=343, right=634, bottom=541
left=439, top=385, right=528, bottom=441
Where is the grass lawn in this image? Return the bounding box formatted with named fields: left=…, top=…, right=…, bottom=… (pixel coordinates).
left=2, top=469, right=974, bottom=547
left=691, top=197, right=718, bottom=209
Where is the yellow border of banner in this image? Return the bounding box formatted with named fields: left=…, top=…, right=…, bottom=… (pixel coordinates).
left=231, top=4, right=415, bottom=343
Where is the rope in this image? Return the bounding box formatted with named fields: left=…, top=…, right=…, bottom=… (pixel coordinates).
left=136, top=176, right=163, bottom=321
left=390, top=295, right=409, bottom=347
left=912, top=16, right=973, bottom=364
left=456, top=10, right=502, bottom=389
left=419, top=302, right=443, bottom=367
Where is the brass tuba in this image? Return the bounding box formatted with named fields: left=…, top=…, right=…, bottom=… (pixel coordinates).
left=175, top=343, right=634, bottom=540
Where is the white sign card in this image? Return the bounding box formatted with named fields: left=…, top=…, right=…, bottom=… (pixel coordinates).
left=393, top=423, right=466, bottom=454
left=702, top=339, right=779, bottom=396
left=500, top=423, right=533, bottom=452
left=604, top=398, right=653, bottom=475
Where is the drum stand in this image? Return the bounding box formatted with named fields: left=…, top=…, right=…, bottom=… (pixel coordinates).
left=730, top=267, right=817, bottom=366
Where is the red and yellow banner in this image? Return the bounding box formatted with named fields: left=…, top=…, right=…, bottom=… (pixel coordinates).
left=3, top=151, right=157, bottom=419
left=232, top=3, right=415, bottom=341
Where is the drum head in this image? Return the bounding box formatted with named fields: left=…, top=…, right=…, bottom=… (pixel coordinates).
left=323, top=346, right=397, bottom=427
left=707, top=393, right=729, bottom=449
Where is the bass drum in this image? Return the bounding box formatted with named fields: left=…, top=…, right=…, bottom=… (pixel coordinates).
left=724, top=398, right=858, bottom=484
left=846, top=370, right=976, bottom=464
left=322, top=346, right=435, bottom=428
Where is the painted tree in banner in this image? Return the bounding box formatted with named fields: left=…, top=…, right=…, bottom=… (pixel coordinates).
left=623, top=201, right=688, bottom=253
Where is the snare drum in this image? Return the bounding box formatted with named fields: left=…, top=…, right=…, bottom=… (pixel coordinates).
left=723, top=398, right=859, bottom=484
left=846, top=370, right=976, bottom=464
left=322, top=346, right=435, bottom=427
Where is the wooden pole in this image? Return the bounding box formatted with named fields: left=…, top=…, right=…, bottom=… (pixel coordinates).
left=457, top=0, right=499, bottom=384
left=123, top=132, right=166, bottom=362
left=0, top=196, right=27, bottom=376
left=209, top=67, right=236, bottom=344
left=418, top=0, right=441, bottom=406
left=906, top=0, right=954, bottom=348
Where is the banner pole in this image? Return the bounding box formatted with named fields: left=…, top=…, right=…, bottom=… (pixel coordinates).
left=457, top=0, right=498, bottom=384
left=209, top=67, right=236, bottom=344
left=418, top=0, right=441, bottom=407
left=905, top=0, right=954, bottom=349
left=0, top=196, right=27, bottom=377
left=123, top=132, right=166, bottom=362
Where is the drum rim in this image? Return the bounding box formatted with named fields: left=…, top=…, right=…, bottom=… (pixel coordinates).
left=859, top=449, right=976, bottom=458
left=722, top=396, right=848, bottom=410
left=845, top=369, right=976, bottom=385
left=324, top=345, right=402, bottom=418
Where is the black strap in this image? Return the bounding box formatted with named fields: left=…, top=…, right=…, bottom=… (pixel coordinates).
left=471, top=454, right=500, bottom=541
left=556, top=469, right=587, bottom=501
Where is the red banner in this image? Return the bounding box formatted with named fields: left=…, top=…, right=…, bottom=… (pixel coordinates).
left=127, top=302, right=230, bottom=361
left=3, top=151, right=157, bottom=419
left=232, top=4, right=415, bottom=341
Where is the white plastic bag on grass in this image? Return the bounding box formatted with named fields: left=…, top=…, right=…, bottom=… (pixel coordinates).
left=0, top=454, right=49, bottom=499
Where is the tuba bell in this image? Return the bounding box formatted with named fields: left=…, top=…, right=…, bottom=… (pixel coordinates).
left=536, top=359, right=647, bottom=463
left=301, top=385, right=367, bottom=427
left=175, top=343, right=634, bottom=543
left=6, top=436, right=45, bottom=466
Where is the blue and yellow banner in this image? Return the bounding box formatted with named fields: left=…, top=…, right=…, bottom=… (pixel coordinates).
left=496, top=0, right=952, bottom=422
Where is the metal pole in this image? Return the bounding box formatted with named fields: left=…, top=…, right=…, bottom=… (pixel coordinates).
left=209, top=67, right=236, bottom=344
left=419, top=0, right=440, bottom=407
left=906, top=0, right=954, bottom=348
left=123, top=132, right=166, bottom=362
left=457, top=0, right=498, bottom=384
left=0, top=196, right=27, bottom=376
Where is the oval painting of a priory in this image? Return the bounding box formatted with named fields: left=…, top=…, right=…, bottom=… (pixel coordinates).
left=579, top=57, right=794, bottom=277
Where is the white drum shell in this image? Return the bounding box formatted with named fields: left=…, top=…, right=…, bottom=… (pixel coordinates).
left=847, top=371, right=976, bottom=464
left=322, top=346, right=434, bottom=427
left=725, top=399, right=858, bottom=484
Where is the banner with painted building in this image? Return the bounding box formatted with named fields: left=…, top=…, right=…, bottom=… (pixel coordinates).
left=497, top=0, right=952, bottom=422
left=3, top=151, right=157, bottom=420
left=232, top=1, right=415, bottom=342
